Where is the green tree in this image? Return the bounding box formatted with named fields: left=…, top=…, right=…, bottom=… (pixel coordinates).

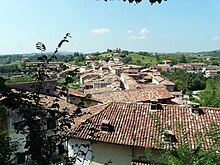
left=179, top=54, right=187, bottom=63
left=198, top=75, right=220, bottom=108
left=122, top=56, right=132, bottom=64
left=0, top=34, right=77, bottom=164
left=0, top=104, right=18, bottom=165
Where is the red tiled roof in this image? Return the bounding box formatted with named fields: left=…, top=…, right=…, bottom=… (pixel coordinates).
left=72, top=102, right=220, bottom=150
left=68, top=88, right=85, bottom=97
left=26, top=62, right=64, bottom=65
left=171, top=91, right=182, bottom=96
left=154, top=76, right=164, bottom=82
left=91, top=87, right=174, bottom=103
left=84, top=87, right=113, bottom=94
left=56, top=86, right=85, bottom=98
left=124, top=69, right=140, bottom=73
left=122, top=73, right=138, bottom=89
left=143, top=76, right=152, bottom=80
left=73, top=103, right=110, bottom=128
left=39, top=95, right=78, bottom=114
left=163, top=60, right=172, bottom=62
left=206, top=70, right=218, bottom=73
left=190, top=63, right=206, bottom=66
left=131, top=161, right=152, bottom=165
left=158, top=64, right=170, bottom=68
left=160, top=79, right=175, bottom=86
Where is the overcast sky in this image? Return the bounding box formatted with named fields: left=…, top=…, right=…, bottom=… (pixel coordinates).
left=1, top=0, right=220, bottom=54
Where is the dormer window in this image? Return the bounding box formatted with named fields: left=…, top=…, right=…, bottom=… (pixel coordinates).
left=191, top=104, right=205, bottom=116
left=162, top=130, right=178, bottom=144
left=101, top=119, right=114, bottom=133
left=150, top=103, right=163, bottom=112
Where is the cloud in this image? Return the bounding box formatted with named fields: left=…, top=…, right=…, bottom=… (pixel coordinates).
left=126, top=30, right=132, bottom=34
left=91, top=28, right=110, bottom=34
left=129, top=35, right=146, bottom=40
left=127, top=27, right=150, bottom=40
left=139, top=28, right=151, bottom=35
left=210, top=35, right=219, bottom=41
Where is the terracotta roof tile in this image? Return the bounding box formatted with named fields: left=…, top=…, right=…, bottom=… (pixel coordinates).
left=154, top=76, right=164, bottom=82
left=39, top=95, right=78, bottom=114
left=91, top=86, right=174, bottom=103
left=206, top=70, right=218, bottom=73
left=72, top=102, right=220, bottom=150
left=84, top=87, right=113, bottom=94
left=122, top=73, right=138, bottom=89
left=131, top=161, right=152, bottom=165
left=160, top=79, right=175, bottom=86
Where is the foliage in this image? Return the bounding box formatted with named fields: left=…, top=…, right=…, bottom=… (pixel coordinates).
left=146, top=114, right=220, bottom=165
left=121, top=52, right=156, bottom=66
left=160, top=69, right=207, bottom=93
left=57, top=70, right=80, bottom=89
left=0, top=33, right=77, bottom=164
left=0, top=130, right=18, bottom=165
left=64, top=52, right=86, bottom=66
left=122, top=56, right=132, bottom=64
left=0, top=102, right=18, bottom=165
left=0, top=63, right=20, bottom=73
left=0, top=54, right=23, bottom=65
left=198, top=75, right=220, bottom=108
left=179, top=54, right=187, bottom=63
left=5, top=76, right=33, bottom=84
left=162, top=123, right=220, bottom=165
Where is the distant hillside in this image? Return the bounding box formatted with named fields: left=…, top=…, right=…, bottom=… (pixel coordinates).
left=196, top=50, right=220, bottom=57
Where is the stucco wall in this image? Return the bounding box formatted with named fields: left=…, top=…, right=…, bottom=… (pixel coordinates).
left=92, top=142, right=163, bottom=165
left=68, top=138, right=162, bottom=165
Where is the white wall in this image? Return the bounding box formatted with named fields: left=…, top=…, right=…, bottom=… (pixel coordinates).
left=68, top=138, right=162, bottom=165
left=68, top=139, right=92, bottom=165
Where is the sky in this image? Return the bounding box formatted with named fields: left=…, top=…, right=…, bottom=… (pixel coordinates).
left=1, top=0, right=220, bottom=54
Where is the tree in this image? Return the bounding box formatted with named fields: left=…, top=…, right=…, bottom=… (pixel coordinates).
left=122, top=56, right=132, bottom=64
left=179, top=54, right=187, bottom=63
left=0, top=33, right=78, bottom=164
left=0, top=103, right=18, bottom=165
left=198, top=75, right=220, bottom=108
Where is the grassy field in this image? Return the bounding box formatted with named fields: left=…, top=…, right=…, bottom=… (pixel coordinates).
left=129, top=53, right=158, bottom=66
left=5, top=76, right=33, bottom=84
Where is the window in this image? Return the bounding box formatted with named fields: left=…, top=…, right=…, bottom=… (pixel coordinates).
left=58, top=144, right=65, bottom=155
left=162, top=130, right=178, bottom=144
left=46, top=88, right=50, bottom=94
left=150, top=103, right=163, bottom=111
left=47, top=113, right=56, bottom=129
left=101, top=119, right=114, bottom=133
left=162, top=99, right=167, bottom=104
left=191, top=104, right=205, bottom=116
left=16, top=153, right=25, bottom=165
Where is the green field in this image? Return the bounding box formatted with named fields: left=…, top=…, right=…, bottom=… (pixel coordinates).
left=129, top=53, right=158, bottom=66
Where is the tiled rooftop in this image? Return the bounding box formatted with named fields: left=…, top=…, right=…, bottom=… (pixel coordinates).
left=131, top=161, right=152, bottom=165
left=160, top=79, right=175, bottom=86
left=83, top=87, right=113, bottom=94
left=121, top=73, right=138, bottom=89
left=91, top=86, right=174, bottom=103
left=154, top=76, right=164, bottom=82
left=39, top=95, right=78, bottom=114
left=72, top=102, right=220, bottom=150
